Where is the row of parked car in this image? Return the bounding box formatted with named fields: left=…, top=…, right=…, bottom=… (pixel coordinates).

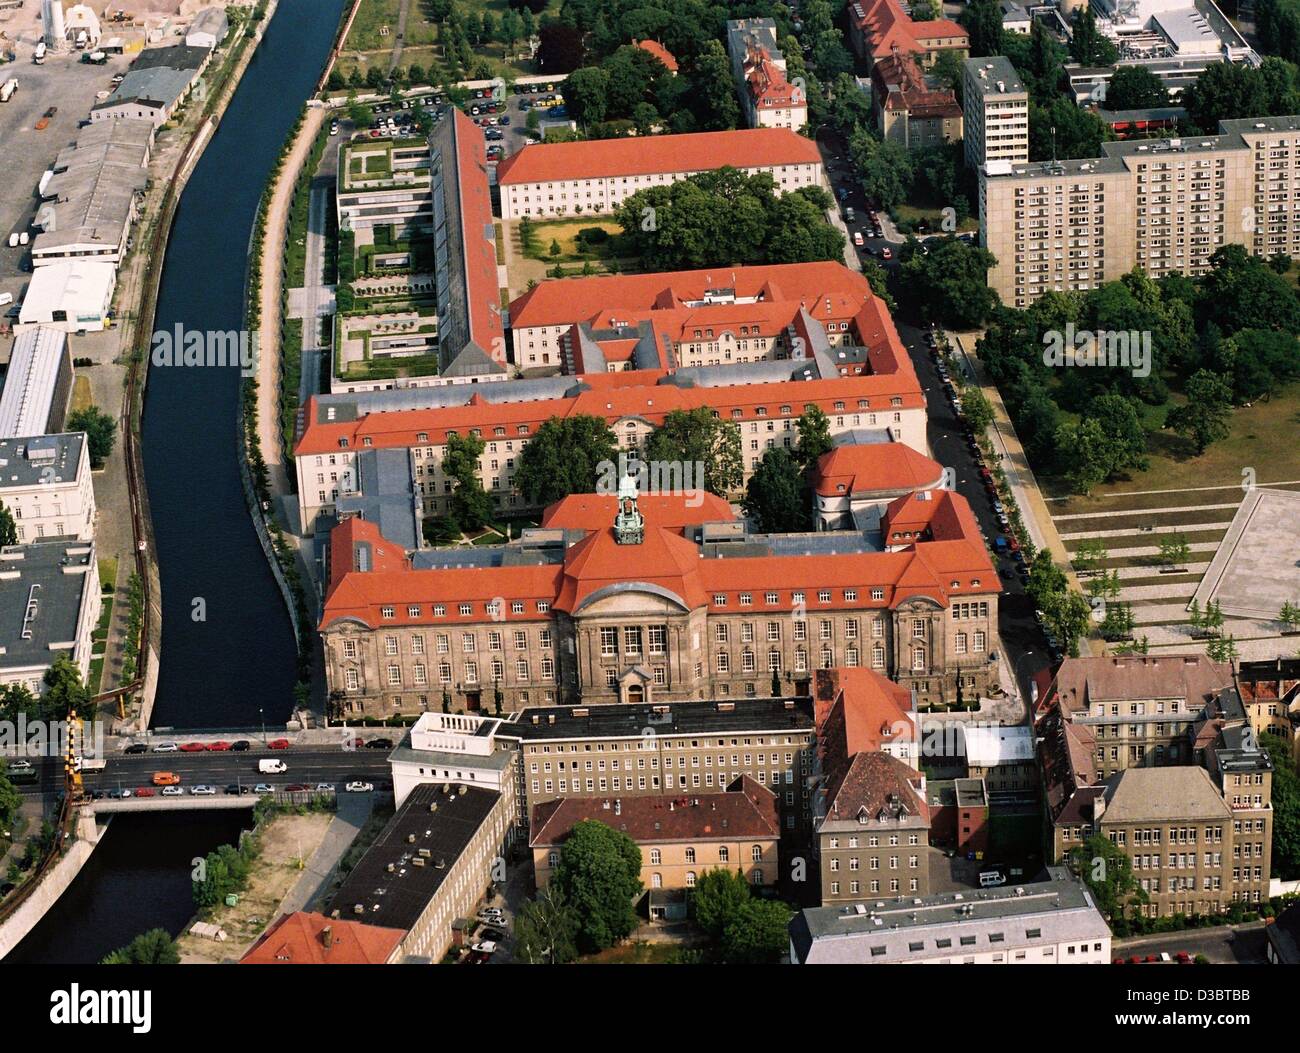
left=124, top=738, right=290, bottom=754
left=94, top=780, right=380, bottom=801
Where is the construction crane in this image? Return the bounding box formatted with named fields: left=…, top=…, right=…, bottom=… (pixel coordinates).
left=65, top=711, right=84, bottom=800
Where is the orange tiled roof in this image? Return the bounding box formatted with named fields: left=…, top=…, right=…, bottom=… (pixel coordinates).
left=496, top=127, right=822, bottom=185
left=240, top=911, right=404, bottom=964
left=816, top=666, right=917, bottom=771
left=634, top=38, right=679, bottom=72
left=541, top=492, right=735, bottom=532
left=813, top=443, right=945, bottom=497
left=449, top=109, right=506, bottom=362
left=853, top=0, right=968, bottom=60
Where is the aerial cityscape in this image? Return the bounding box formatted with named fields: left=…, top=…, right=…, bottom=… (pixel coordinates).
left=0, top=0, right=1295, bottom=1004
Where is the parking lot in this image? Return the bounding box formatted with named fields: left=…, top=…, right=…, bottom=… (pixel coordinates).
left=0, top=48, right=135, bottom=304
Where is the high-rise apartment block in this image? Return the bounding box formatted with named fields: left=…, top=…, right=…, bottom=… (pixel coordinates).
left=962, top=57, right=1028, bottom=171
left=982, top=116, right=1300, bottom=307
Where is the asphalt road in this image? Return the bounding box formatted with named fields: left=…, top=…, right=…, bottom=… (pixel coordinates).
left=12, top=745, right=393, bottom=798
left=1113, top=922, right=1270, bottom=965
left=812, top=125, right=1052, bottom=710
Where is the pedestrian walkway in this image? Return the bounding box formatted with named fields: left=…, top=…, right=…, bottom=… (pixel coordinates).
left=276, top=794, right=374, bottom=916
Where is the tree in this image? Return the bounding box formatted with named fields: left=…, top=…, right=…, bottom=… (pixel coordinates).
left=1029, top=95, right=1112, bottom=161
left=1158, top=532, right=1191, bottom=570
left=101, top=929, right=180, bottom=965
left=1025, top=551, right=1067, bottom=607
left=1041, top=589, right=1093, bottom=657
left=1072, top=538, right=1109, bottom=575
left=551, top=819, right=643, bottom=952
left=644, top=408, right=743, bottom=497
left=1206, top=633, right=1238, bottom=663
left=41, top=655, right=89, bottom=721
left=1280, top=601, right=1300, bottom=632
left=562, top=65, right=611, bottom=125
left=66, top=406, right=117, bottom=469
left=515, top=415, right=618, bottom=506
left=719, top=897, right=793, bottom=964
left=686, top=40, right=740, bottom=131
left=742, top=448, right=808, bottom=533
left=848, top=129, right=913, bottom=210
left=898, top=237, right=1000, bottom=328
left=1259, top=736, right=1300, bottom=879
left=0, top=760, right=23, bottom=828
left=794, top=406, right=833, bottom=469
left=443, top=432, right=493, bottom=530
left=1104, top=66, right=1169, bottom=111
left=691, top=867, right=753, bottom=939
left=1099, top=600, right=1135, bottom=641
left=514, top=886, right=580, bottom=964
left=0, top=500, right=15, bottom=546
left=1069, top=8, right=1118, bottom=67
left=961, top=0, right=1004, bottom=57
left=1166, top=369, right=1233, bottom=454
left=1068, top=834, right=1147, bottom=921
left=961, top=386, right=995, bottom=435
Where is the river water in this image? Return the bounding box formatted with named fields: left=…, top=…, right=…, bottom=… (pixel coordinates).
left=5, top=0, right=347, bottom=963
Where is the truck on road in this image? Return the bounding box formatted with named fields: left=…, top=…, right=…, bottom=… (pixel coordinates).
left=258, top=758, right=287, bottom=774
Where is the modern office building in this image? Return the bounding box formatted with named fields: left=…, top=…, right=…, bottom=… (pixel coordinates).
left=495, top=128, right=825, bottom=219
left=981, top=116, right=1300, bottom=306
left=336, top=138, right=435, bottom=237
left=963, top=56, right=1028, bottom=171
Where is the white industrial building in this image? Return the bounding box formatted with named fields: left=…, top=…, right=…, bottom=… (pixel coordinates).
left=17, top=260, right=116, bottom=333
left=0, top=328, right=73, bottom=438
left=32, top=119, right=152, bottom=269
left=185, top=6, right=229, bottom=50
left=0, top=434, right=96, bottom=542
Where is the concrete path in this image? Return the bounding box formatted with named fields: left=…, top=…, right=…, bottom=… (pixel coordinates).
left=1045, top=479, right=1300, bottom=503
left=1054, top=502, right=1242, bottom=521
left=1059, top=521, right=1231, bottom=542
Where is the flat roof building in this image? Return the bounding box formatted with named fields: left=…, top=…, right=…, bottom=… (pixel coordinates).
left=0, top=539, right=101, bottom=697
left=0, top=433, right=96, bottom=542
left=16, top=260, right=116, bottom=334
left=325, top=782, right=514, bottom=962
left=0, top=328, right=73, bottom=438
left=963, top=56, right=1029, bottom=171
left=789, top=867, right=1112, bottom=963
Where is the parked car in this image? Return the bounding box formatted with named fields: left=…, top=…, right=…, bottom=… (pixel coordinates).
left=230, top=740, right=251, bottom=751
left=880, top=247, right=892, bottom=260
left=254, top=783, right=275, bottom=795
left=123, top=743, right=148, bottom=754
left=206, top=741, right=232, bottom=752
left=161, top=785, right=184, bottom=797
left=285, top=783, right=310, bottom=793
left=191, top=785, right=216, bottom=796
left=151, top=741, right=179, bottom=753
left=345, top=781, right=374, bottom=793
left=134, top=787, right=156, bottom=797
left=315, top=783, right=336, bottom=793
left=179, top=742, right=206, bottom=752
left=365, top=738, right=393, bottom=749
left=267, top=738, right=291, bottom=750
left=109, top=788, right=132, bottom=799
left=853, top=231, right=864, bottom=247
left=471, top=940, right=498, bottom=954
left=224, top=784, right=242, bottom=795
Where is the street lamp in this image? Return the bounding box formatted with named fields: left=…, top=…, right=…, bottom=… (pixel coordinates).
left=259, top=707, right=266, bottom=746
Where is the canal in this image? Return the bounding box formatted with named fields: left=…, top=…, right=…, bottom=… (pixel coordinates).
left=5, top=0, right=347, bottom=963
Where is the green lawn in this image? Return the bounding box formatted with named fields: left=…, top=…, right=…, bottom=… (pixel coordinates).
left=1045, top=381, right=1300, bottom=512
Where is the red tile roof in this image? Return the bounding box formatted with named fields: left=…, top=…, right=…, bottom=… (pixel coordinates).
left=815, top=667, right=917, bottom=760
left=813, top=443, right=945, bottom=497
left=634, top=38, right=679, bottom=72
left=822, top=750, right=929, bottom=825
left=496, top=127, right=822, bottom=186
left=240, top=911, right=404, bottom=964
left=530, top=775, right=779, bottom=847
left=320, top=488, right=996, bottom=631
left=852, top=0, right=967, bottom=62
left=541, top=492, right=735, bottom=532
left=296, top=369, right=923, bottom=458
left=449, top=109, right=506, bottom=362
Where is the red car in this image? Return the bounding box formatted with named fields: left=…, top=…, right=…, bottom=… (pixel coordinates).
left=1127, top=955, right=1142, bottom=964
left=179, top=742, right=206, bottom=752
left=267, top=738, right=291, bottom=750
left=135, top=787, right=156, bottom=797
left=1176, top=951, right=1192, bottom=964
left=206, top=741, right=232, bottom=752
left=1145, top=954, right=1159, bottom=963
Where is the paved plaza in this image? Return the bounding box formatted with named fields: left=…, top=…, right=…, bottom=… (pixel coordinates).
left=1191, top=488, right=1300, bottom=620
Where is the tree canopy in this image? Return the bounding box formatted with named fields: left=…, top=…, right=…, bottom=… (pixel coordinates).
left=514, top=415, right=618, bottom=507
left=551, top=819, right=643, bottom=952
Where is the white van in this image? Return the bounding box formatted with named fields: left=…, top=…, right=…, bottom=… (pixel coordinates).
left=979, top=870, right=1007, bottom=889
left=258, top=758, right=287, bottom=774
left=0, top=293, right=12, bottom=307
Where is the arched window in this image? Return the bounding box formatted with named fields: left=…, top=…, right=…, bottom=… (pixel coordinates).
left=751, top=844, right=762, bottom=862
left=685, top=847, right=696, bottom=864
left=719, top=846, right=729, bottom=863
left=686, top=871, right=697, bottom=888
left=651, top=873, right=662, bottom=888
left=649, top=848, right=661, bottom=865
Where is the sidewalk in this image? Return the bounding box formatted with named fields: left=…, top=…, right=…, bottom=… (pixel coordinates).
left=276, top=794, right=374, bottom=915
